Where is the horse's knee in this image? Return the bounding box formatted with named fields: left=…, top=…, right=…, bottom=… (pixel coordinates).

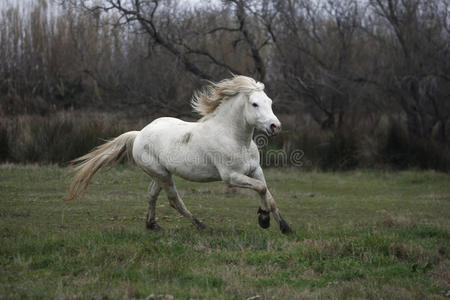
left=256, top=183, right=267, bottom=196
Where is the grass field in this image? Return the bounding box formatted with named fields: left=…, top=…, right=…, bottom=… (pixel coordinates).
left=0, top=165, right=449, bottom=299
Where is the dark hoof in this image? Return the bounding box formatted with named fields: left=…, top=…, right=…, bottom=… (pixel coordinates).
left=259, top=214, right=270, bottom=229
left=193, top=217, right=207, bottom=230
left=279, top=219, right=293, bottom=235
left=257, top=207, right=270, bottom=229
left=146, top=220, right=163, bottom=231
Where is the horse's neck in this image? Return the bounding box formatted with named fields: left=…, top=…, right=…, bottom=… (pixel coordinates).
left=206, top=95, right=254, bottom=147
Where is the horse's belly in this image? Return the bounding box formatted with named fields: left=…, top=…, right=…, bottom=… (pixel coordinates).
left=174, top=169, right=221, bottom=182
left=167, top=161, right=221, bottom=182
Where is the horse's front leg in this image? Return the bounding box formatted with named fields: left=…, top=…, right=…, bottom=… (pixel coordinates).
left=225, top=170, right=293, bottom=234
left=250, top=168, right=293, bottom=234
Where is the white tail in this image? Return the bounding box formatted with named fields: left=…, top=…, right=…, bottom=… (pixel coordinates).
left=67, top=131, right=139, bottom=201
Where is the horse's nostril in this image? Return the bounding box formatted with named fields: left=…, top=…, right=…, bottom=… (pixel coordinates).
left=270, top=123, right=277, bottom=132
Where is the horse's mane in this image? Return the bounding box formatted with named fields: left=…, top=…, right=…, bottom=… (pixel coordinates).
left=191, top=75, right=264, bottom=117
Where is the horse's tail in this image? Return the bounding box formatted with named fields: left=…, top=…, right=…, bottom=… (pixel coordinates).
left=67, top=131, right=139, bottom=201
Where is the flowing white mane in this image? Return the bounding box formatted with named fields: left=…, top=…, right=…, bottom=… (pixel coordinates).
left=191, top=75, right=265, bottom=116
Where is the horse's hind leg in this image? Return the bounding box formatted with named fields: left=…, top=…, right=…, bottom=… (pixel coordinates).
left=146, top=180, right=163, bottom=231
left=162, top=177, right=206, bottom=230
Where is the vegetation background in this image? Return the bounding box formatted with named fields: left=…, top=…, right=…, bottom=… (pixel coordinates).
left=0, top=0, right=449, bottom=170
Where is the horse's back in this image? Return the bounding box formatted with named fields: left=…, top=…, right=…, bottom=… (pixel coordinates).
left=142, top=117, right=192, bottom=131
left=137, top=116, right=192, bottom=135
left=134, top=117, right=195, bottom=153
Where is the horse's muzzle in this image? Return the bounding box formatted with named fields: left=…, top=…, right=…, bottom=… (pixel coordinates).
left=268, top=122, right=281, bottom=136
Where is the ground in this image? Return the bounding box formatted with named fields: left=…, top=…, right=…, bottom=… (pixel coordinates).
left=0, top=165, right=449, bottom=299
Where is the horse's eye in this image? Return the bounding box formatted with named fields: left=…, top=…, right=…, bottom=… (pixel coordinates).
left=252, top=103, right=258, bottom=108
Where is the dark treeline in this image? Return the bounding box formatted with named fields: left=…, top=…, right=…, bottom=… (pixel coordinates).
left=0, top=0, right=449, bottom=170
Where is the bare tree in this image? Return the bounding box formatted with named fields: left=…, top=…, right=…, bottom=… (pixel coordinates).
left=368, top=0, right=450, bottom=142
left=267, top=0, right=367, bottom=130
left=61, top=0, right=274, bottom=81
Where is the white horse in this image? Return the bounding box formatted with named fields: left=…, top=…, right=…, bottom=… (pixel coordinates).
left=68, top=75, right=292, bottom=234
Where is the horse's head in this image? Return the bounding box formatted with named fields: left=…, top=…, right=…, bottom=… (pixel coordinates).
left=244, top=90, right=281, bottom=136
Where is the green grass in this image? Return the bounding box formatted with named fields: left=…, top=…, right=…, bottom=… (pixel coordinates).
left=0, top=165, right=449, bottom=299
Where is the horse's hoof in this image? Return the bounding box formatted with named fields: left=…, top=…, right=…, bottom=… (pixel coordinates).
left=193, top=217, right=207, bottom=230
left=279, top=219, right=293, bottom=235
left=258, top=214, right=270, bottom=229
left=146, top=220, right=163, bottom=231
left=257, top=207, right=270, bottom=229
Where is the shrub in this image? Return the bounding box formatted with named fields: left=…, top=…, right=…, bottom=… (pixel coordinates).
left=381, top=122, right=450, bottom=171
left=1, top=112, right=140, bottom=164
left=1, top=112, right=449, bottom=172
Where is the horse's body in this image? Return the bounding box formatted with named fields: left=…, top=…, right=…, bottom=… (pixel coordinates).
left=134, top=117, right=225, bottom=182
left=68, top=76, right=292, bottom=234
